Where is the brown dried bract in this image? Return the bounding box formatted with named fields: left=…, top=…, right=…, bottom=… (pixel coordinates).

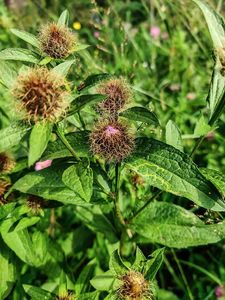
left=27, top=195, right=45, bottom=214
left=12, top=67, right=69, bottom=123
left=0, top=180, right=10, bottom=205
left=0, top=152, right=15, bottom=174
left=39, top=23, right=75, bottom=59
left=97, top=78, right=132, bottom=115
left=118, top=271, right=152, bottom=300
left=90, top=119, right=134, bottom=162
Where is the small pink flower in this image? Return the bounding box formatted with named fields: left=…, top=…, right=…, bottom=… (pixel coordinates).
left=215, top=285, right=224, bottom=298
left=150, top=26, right=161, bottom=39
left=161, top=32, right=169, bottom=40
left=94, top=31, right=100, bottom=38
left=105, top=125, right=120, bottom=137
left=187, top=92, right=196, bottom=101
left=35, top=160, right=52, bottom=171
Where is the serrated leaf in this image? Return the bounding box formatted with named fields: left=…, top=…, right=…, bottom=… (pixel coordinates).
left=42, top=131, right=90, bottom=160
left=126, top=137, right=225, bottom=211
left=53, top=60, right=75, bottom=76
left=0, top=61, right=17, bottom=88
left=0, top=122, right=30, bottom=152
left=166, top=120, right=183, bottom=151
left=28, top=122, right=52, bottom=166
left=109, top=249, right=129, bottom=275
left=77, top=73, right=112, bottom=91
left=192, top=0, right=225, bottom=48
left=144, top=248, right=165, bottom=280
left=201, top=168, right=225, bottom=197
left=10, top=29, right=40, bottom=48
left=132, top=201, right=225, bottom=248
left=57, top=10, right=69, bottom=26
left=62, top=161, right=93, bottom=202
left=120, top=106, right=159, bottom=126
left=23, top=285, right=53, bottom=300
left=69, top=94, right=106, bottom=114
left=0, top=48, right=39, bottom=63
left=11, top=165, right=89, bottom=205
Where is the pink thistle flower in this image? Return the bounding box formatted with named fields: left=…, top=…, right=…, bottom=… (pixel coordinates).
left=35, top=159, right=52, bottom=171
left=150, top=26, right=161, bottom=39
left=94, top=31, right=100, bottom=38
left=215, top=285, right=224, bottom=298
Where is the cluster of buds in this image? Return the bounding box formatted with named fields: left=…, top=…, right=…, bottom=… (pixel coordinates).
left=118, top=270, right=152, bottom=300
left=90, top=78, right=135, bottom=162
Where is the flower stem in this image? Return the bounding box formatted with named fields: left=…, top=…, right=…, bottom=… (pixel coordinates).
left=114, top=163, right=126, bottom=227
left=190, top=135, right=205, bottom=158
left=55, top=124, right=81, bottom=161
left=129, top=190, right=162, bottom=222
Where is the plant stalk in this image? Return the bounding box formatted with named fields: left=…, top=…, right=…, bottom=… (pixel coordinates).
left=114, top=163, right=126, bottom=227
left=55, top=124, right=80, bottom=161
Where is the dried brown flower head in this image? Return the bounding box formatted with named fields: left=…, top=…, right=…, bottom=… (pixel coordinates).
left=27, top=195, right=45, bottom=214
left=39, top=23, right=75, bottom=59
left=90, top=119, right=134, bottom=162
left=118, top=271, right=152, bottom=300
left=97, top=78, right=132, bottom=114
left=0, top=152, right=15, bottom=174
left=12, top=67, right=69, bottom=123
left=0, top=180, right=10, bottom=205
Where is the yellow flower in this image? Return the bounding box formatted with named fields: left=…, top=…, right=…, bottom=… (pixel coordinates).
left=73, top=22, right=81, bottom=30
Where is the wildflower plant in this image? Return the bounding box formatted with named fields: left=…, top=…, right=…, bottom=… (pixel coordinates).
left=0, top=2, right=225, bottom=300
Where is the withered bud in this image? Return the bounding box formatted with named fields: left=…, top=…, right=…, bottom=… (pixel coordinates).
left=55, top=291, right=75, bottom=300
left=39, top=23, right=75, bottom=59
left=27, top=195, right=45, bottom=214
left=12, top=67, right=69, bottom=123
left=0, top=180, right=10, bottom=205
left=97, top=78, right=132, bottom=115
left=90, top=120, right=134, bottom=162
left=118, top=271, right=152, bottom=300
left=0, top=152, right=15, bottom=174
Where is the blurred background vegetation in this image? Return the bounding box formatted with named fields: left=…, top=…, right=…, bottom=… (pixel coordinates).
left=1, top=1, right=225, bottom=299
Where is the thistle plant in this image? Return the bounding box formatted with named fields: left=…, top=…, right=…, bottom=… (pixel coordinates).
left=0, top=2, right=225, bottom=300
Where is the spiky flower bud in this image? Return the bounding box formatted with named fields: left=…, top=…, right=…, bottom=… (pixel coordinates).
left=97, top=78, right=132, bottom=115
left=90, top=120, right=134, bottom=162
left=12, top=67, right=69, bottom=123
left=39, top=23, right=75, bottom=59
left=0, top=180, right=10, bottom=205
left=27, top=195, right=45, bottom=214
left=118, top=271, right=152, bottom=300
left=0, top=152, right=15, bottom=174
left=55, top=291, right=75, bottom=300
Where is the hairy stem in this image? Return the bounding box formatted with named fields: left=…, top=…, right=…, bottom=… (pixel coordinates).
left=55, top=124, right=81, bottom=161
left=114, top=163, right=126, bottom=227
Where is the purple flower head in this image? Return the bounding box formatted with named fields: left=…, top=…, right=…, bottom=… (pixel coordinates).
left=150, top=26, right=161, bottom=38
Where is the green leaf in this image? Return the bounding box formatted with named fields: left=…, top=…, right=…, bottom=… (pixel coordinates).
left=10, top=29, right=40, bottom=48
left=11, top=165, right=88, bottom=205
left=0, top=122, right=30, bottom=152
left=201, top=168, right=225, bottom=197
left=75, top=262, right=96, bottom=295
left=144, top=248, right=165, bottom=280
left=132, top=247, right=146, bottom=272
left=42, top=131, right=90, bottom=160
left=23, top=285, right=53, bottom=300
left=69, top=94, right=106, bottom=114
left=120, top=107, right=159, bottom=126
left=126, top=137, right=225, bottom=211
left=53, top=60, right=75, bottom=76
left=0, top=203, right=16, bottom=220
left=90, top=271, right=116, bottom=291
left=158, top=289, right=179, bottom=300
left=165, top=120, right=183, bottom=151
left=57, top=10, right=69, bottom=26
left=194, top=115, right=212, bottom=136
left=192, top=0, right=225, bottom=48
left=71, top=43, right=90, bottom=52
left=0, top=61, right=17, bottom=88
left=77, top=73, right=112, bottom=91
left=0, top=242, right=17, bottom=300
left=39, top=56, right=53, bottom=65
left=28, top=122, right=52, bottom=166
left=62, top=161, right=93, bottom=202
left=0, top=48, right=39, bottom=63
left=131, top=201, right=225, bottom=248
left=109, top=249, right=129, bottom=275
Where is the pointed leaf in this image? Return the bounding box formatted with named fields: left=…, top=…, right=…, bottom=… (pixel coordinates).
left=166, top=120, right=183, bottom=151
left=109, top=249, right=129, bottom=275
left=10, top=29, right=40, bottom=48
left=77, top=73, right=112, bottom=91
left=144, top=248, right=165, bottom=280
left=120, top=107, right=159, bottom=126
left=0, top=48, right=39, bottom=63
left=23, top=285, right=53, bottom=300
left=69, top=94, right=106, bottom=114
left=53, top=60, right=75, bottom=76
left=57, top=10, right=69, bottom=26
